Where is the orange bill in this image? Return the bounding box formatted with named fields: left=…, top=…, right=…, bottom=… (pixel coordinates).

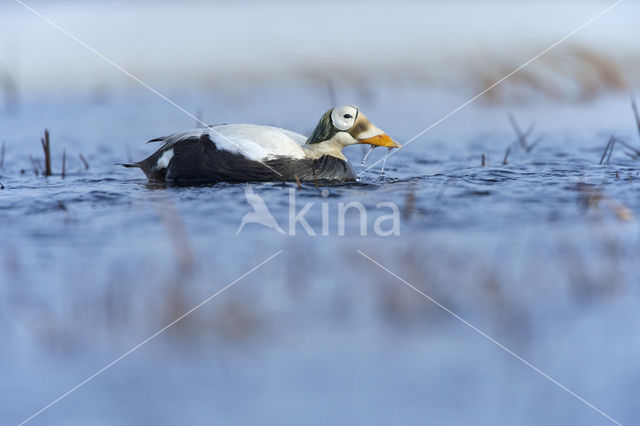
left=357, top=134, right=401, bottom=148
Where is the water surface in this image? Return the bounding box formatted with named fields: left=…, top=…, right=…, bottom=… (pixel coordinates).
left=1, top=85, right=639, bottom=425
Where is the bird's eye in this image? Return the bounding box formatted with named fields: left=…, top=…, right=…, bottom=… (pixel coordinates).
left=343, top=114, right=353, bottom=119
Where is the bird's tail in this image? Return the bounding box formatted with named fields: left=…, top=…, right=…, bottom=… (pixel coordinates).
left=115, top=162, right=141, bottom=168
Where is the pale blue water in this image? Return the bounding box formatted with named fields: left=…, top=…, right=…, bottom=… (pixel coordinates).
left=1, top=84, right=640, bottom=425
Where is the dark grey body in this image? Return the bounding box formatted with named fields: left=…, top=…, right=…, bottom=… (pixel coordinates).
left=121, top=133, right=356, bottom=185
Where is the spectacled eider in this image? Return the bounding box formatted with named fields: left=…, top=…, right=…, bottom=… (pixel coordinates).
left=120, top=105, right=400, bottom=184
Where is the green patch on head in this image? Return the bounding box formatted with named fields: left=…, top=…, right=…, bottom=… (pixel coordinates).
left=306, top=109, right=338, bottom=144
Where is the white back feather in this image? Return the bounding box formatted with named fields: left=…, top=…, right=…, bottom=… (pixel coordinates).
left=210, top=124, right=307, bottom=161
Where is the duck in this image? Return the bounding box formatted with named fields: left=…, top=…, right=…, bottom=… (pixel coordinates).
left=120, top=105, right=400, bottom=184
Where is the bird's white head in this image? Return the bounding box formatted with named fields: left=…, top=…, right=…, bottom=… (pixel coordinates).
left=305, top=105, right=400, bottom=159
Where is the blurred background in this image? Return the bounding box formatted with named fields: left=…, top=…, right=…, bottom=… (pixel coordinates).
left=2, top=1, right=639, bottom=96
left=1, top=1, right=640, bottom=425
